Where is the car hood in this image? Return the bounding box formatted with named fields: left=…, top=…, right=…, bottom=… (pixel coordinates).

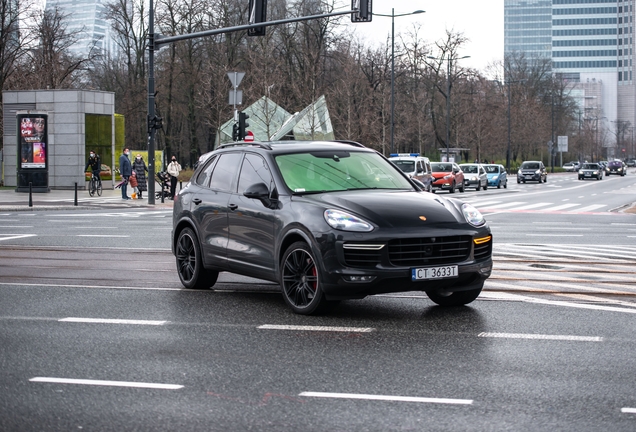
left=307, top=191, right=464, bottom=227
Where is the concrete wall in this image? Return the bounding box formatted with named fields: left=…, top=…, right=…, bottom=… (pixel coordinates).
left=2, top=90, right=115, bottom=189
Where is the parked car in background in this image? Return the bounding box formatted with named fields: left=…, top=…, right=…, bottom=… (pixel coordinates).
left=578, top=163, right=603, bottom=180
left=606, top=160, right=627, bottom=176
left=430, top=162, right=465, bottom=193
left=459, top=163, right=488, bottom=191
left=517, top=161, right=547, bottom=183
left=484, top=164, right=508, bottom=189
left=389, top=153, right=433, bottom=192
left=172, top=140, right=493, bottom=314
left=626, top=159, right=636, bottom=167
left=562, top=161, right=580, bottom=172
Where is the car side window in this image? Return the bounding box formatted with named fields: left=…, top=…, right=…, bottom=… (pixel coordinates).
left=238, top=154, right=273, bottom=194
left=209, top=153, right=242, bottom=192
left=194, top=156, right=218, bottom=187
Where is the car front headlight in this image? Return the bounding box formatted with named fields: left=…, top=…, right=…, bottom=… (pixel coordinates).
left=470, top=176, right=478, bottom=181
left=324, top=209, right=374, bottom=232
left=443, top=175, right=452, bottom=180
left=578, top=170, right=583, bottom=174
left=517, top=169, right=522, bottom=175
left=593, top=171, right=598, bottom=175
left=535, top=170, right=541, bottom=174
left=492, top=175, right=498, bottom=180
left=462, top=203, right=486, bottom=227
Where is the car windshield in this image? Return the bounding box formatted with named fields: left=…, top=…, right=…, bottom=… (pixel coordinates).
left=484, top=165, right=500, bottom=174
left=608, top=161, right=622, bottom=167
left=431, top=163, right=453, bottom=172
left=392, top=160, right=415, bottom=173
left=275, top=151, right=414, bottom=193
left=461, top=165, right=479, bottom=174
left=582, top=164, right=598, bottom=169
left=521, top=162, right=540, bottom=169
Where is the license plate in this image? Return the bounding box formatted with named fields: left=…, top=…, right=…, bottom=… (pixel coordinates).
left=525, top=175, right=532, bottom=179
left=585, top=173, right=591, bottom=177
left=412, top=265, right=458, bottom=281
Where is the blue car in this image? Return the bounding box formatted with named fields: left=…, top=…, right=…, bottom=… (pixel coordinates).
left=484, top=164, right=508, bottom=189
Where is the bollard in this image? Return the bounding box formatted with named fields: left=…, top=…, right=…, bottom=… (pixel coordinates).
left=74, top=182, right=78, bottom=206
left=29, top=182, right=33, bottom=207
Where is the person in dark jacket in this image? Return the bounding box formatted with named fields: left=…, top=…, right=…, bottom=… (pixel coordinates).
left=84, top=151, right=101, bottom=185
left=119, top=148, right=132, bottom=200
left=132, top=154, right=148, bottom=199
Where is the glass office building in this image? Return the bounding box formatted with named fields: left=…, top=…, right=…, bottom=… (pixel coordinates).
left=45, top=0, right=115, bottom=58
left=505, top=0, right=636, bottom=156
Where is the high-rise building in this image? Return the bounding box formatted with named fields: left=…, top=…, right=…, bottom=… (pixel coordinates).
left=505, top=0, right=635, bottom=159
left=45, top=0, right=115, bottom=59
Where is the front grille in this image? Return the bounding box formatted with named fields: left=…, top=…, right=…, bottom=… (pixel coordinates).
left=474, top=239, right=492, bottom=260
left=343, top=247, right=382, bottom=268
left=388, top=236, right=471, bottom=267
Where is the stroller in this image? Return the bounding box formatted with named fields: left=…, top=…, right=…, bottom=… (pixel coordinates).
left=155, top=171, right=172, bottom=200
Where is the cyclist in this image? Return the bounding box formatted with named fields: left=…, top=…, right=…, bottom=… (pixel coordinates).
left=84, top=150, right=101, bottom=186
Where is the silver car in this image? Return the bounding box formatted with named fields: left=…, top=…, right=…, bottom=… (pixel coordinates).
left=458, top=164, right=488, bottom=191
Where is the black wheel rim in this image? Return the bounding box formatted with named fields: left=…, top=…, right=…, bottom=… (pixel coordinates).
left=282, top=249, right=318, bottom=308
left=89, top=181, right=94, bottom=196
left=176, top=233, right=197, bottom=283
left=97, top=184, right=102, bottom=196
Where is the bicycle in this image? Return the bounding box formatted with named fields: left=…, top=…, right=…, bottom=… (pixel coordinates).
left=88, top=172, right=102, bottom=197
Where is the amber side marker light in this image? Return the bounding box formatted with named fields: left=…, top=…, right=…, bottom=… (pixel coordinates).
left=473, top=236, right=492, bottom=245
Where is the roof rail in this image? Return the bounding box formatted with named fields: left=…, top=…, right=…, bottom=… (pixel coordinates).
left=217, top=142, right=272, bottom=150
left=333, top=140, right=365, bottom=148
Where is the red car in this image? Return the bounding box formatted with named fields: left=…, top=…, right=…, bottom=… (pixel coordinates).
left=431, top=162, right=465, bottom=193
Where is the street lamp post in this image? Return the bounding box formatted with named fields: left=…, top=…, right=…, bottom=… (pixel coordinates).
left=428, top=55, right=470, bottom=162
left=374, top=9, right=425, bottom=154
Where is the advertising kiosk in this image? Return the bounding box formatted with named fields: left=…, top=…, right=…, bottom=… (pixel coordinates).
left=16, top=113, right=49, bottom=192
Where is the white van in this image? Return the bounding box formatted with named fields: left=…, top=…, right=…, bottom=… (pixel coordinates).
left=388, top=153, right=433, bottom=192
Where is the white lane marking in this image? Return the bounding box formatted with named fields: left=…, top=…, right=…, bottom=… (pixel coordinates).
left=0, top=234, right=37, bottom=242
left=525, top=234, right=584, bottom=237
left=480, top=201, right=526, bottom=210
left=611, top=223, right=636, bottom=226
left=72, top=226, right=117, bottom=229
left=59, top=318, right=167, bottom=325
left=258, top=324, right=374, bottom=333
left=478, top=332, right=602, bottom=342
left=299, top=391, right=473, bottom=405
left=76, top=234, right=130, bottom=237
left=479, top=292, right=636, bottom=314
left=29, top=377, right=183, bottom=390
left=0, top=282, right=181, bottom=291
left=0, top=226, right=34, bottom=228
left=622, top=408, right=636, bottom=413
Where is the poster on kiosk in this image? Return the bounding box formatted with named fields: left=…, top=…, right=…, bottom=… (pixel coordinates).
left=16, top=113, right=49, bottom=192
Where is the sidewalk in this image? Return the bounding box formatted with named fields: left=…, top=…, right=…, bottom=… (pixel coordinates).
left=0, top=180, right=174, bottom=211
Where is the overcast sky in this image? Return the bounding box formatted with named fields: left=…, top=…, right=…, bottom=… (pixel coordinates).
left=343, top=0, right=504, bottom=73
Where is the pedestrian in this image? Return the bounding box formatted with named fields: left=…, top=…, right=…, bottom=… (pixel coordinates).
left=119, top=148, right=132, bottom=200
left=167, top=156, right=182, bottom=200
left=132, top=154, right=148, bottom=199
left=129, top=170, right=139, bottom=199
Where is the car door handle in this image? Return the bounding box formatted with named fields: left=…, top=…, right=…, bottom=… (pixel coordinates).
left=192, top=198, right=202, bottom=205
left=228, top=203, right=238, bottom=211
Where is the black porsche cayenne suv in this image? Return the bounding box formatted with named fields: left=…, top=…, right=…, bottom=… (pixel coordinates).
left=172, top=141, right=493, bottom=314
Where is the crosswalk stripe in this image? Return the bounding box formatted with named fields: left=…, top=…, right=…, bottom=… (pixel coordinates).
left=480, top=201, right=526, bottom=210
left=574, top=204, right=607, bottom=212
left=512, top=202, right=553, bottom=210
left=541, top=203, right=581, bottom=211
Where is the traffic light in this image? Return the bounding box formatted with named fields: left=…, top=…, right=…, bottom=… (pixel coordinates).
left=238, top=111, right=249, bottom=140
left=147, top=115, right=163, bottom=133
left=248, top=0, right=267, bottom=36
left=232, top=123, right=240, bottom=141
left=351, top=0, right=372, bottom=22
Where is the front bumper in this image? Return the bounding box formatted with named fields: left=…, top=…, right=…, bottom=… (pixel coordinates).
left=314, top=228, right=493, bottom=300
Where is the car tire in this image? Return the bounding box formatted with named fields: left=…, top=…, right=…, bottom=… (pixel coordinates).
left=427, top=284, right=483, bottom=307
left=280, top=241, right=328, bottom=315
left=503, top=181, right=507, bottom=189
left=476, top=182, right=481, bottom=191
left=544, top=176, right=547, bottom=183
left=517, top=179, right=521, bottom=184
left=175, top=227, right=219, bottom=290
left=497, top=181, right=501, bottom=189
left=459, top=181, right=465, bottom=193
left=483, top=182, right=488, bottom=191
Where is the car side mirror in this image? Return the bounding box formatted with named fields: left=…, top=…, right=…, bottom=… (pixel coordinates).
left=244, top=182, right=275, bottom=208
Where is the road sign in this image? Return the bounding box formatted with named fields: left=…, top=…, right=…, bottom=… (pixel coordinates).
left=227, top=72, right=245, bottom=88
left=229, top=90, right=243, bottom=105
left=244, top=131, right=254, bottom=142
left=557, top=136, right=568, bottom=152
